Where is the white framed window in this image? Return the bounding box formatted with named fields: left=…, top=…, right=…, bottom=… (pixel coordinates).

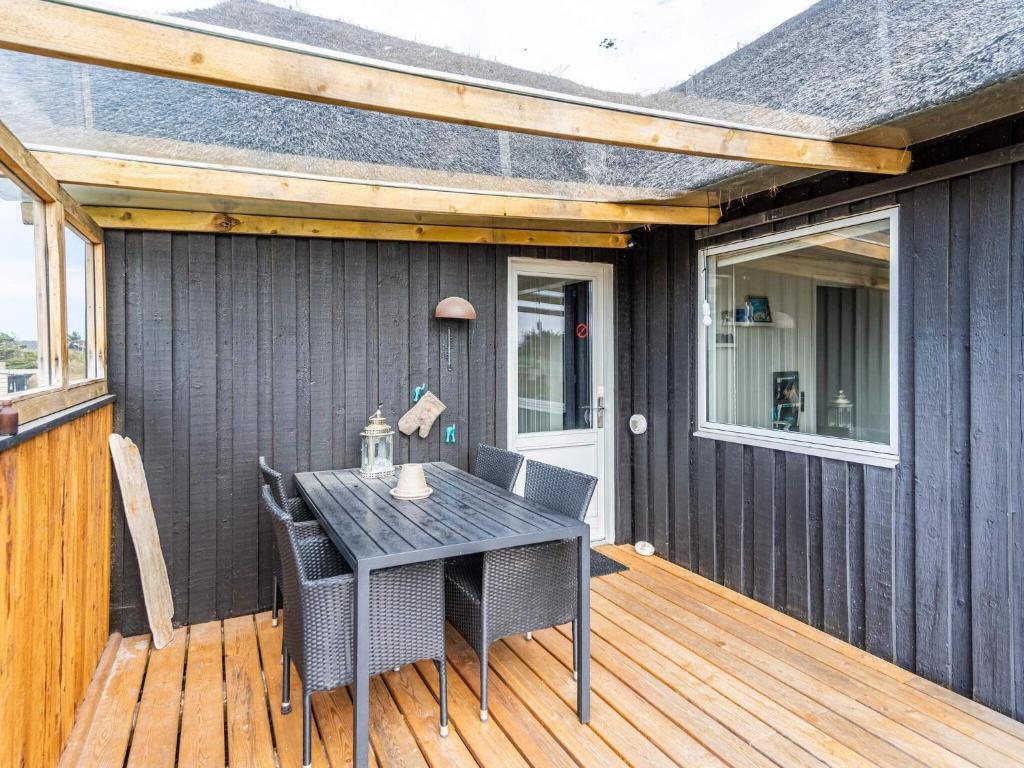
left=696, top=207, right=899, bottom=467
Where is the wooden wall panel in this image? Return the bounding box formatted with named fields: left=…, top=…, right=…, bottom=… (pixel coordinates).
left=629, top=140, right=1024, bottom=721
left=968, top=166, right=1015, bottom=713
left=0, top=404, right=113, bottom=767
left=105, top=236, right=628, bottom=635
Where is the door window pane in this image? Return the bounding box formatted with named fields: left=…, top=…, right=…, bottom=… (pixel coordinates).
left=517, top=275, right=592, bottom=433
left=705, top=214, right=892, bottom=447
left=65, top=225, right=90, bottom=382
left=0, top=169, right=48, bottom=394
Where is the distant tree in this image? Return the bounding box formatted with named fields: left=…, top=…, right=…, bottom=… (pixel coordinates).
left=0, top=331, right=38, bottom=369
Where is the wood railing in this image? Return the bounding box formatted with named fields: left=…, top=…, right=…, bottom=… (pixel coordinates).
left=0, top=403, right=113, bottom=766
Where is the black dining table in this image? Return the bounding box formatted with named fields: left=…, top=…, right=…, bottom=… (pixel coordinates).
left=294, top=461, right=591, bottom=768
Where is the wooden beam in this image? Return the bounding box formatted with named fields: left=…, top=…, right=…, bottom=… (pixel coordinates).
left=0, top=119, right=102, bottom=241
left=40, top=152, right=717, bottom=226
left=66, top=186, right=637, bottom=233
left=0, top=1, right=911, bottom=175
left=84, top=207, right=633, bottom=248
left=28, top=124, right=701, bottom=204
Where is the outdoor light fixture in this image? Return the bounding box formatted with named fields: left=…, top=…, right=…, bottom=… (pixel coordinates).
left=435, top=296, right=477, bottom=371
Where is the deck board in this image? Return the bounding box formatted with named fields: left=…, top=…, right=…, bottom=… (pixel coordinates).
left=75, top=634, right=150, bottom=767
left=254, top=612, right=331, bottom=768
left=125, top=627, right=187, bottom=768
left=178, top=621, right=225, bottom=768
left=223, top=615, right=276, bottom=768
left=68, top=545, right=1024, bottom=767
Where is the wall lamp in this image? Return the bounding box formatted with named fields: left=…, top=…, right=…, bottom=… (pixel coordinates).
left=435, top=296, right=477, bottom=371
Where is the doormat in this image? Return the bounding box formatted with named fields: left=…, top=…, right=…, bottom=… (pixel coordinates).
left=590, top=549, right=628, bottom=578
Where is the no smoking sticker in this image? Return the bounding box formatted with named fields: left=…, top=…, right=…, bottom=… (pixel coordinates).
left=575, top=323, right=589, bottom=339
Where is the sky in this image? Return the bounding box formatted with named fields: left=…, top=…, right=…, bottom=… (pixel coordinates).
left=104, top=0, right=816, bottom=94
left=0, top=194, right=88, bottom=344
left=0, top=195, right=42, bottom=341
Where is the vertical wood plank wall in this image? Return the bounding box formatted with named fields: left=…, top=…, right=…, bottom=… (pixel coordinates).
left=0, top=404, right=113, bottom=767
left=629, top=154, right=1024, bottom=720
left=104, top=235, right=629, bottom=636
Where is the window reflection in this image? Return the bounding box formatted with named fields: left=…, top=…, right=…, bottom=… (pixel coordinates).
left=65, top=226, right=90, bottom=382
left=706, top=216, right=892, bottom=446
left=517, top=275, right=592, bottom=433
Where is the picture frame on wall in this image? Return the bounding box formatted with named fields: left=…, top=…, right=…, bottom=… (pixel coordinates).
left=746, top=295, right=773, bottom=323
left=772, top=370, right=800, bottom=431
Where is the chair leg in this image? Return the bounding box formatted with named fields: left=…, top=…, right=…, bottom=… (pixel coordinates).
left=437, top=659, right=450, bottom=737
left=302, top=686, right=313, bottom=768
left=281, top=646, right=292, bottom=714
left=572, top=621, right=578, bottom=681
left=479, top=644, right=489, bottom=721
left=272, top=575, right=280, bottom=627
left=525, top=631, right=533, bottom=641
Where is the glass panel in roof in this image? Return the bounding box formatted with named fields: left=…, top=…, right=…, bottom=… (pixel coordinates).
left=0, top=50, right=759, bottom=202
left=65, top=0, right=1024, bottom=140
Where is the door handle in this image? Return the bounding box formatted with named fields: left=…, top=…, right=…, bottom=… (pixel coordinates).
left=595, top=395, right=606, bottom=429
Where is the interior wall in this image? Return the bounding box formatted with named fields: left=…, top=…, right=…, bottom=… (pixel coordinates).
left=0, top=403, right=113, bottom=766
left=629, top=142, right=1024, bottom=720
left=104, top=232, right=630, bottom=635
left=709, top=266, right=819, bottom=431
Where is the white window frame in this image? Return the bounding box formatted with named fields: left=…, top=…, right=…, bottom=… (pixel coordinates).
left=695, top=207, right=900, bottom=468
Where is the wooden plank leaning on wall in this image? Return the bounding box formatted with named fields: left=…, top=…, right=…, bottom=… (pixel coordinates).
left=0, top=404, right=114, bottom=767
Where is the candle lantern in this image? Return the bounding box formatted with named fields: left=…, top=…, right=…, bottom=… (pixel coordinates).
left=360, top=404, right=395, bottom=478
left=827, top=389, right=854, bottom=434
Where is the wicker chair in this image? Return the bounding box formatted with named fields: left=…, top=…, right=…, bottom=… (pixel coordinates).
left=472, top=444, right=524, bottom=491
left=445, top=459, right=596, bottom=720
left=262, top=485, right=449, bottom=767
left=258, top=457, right=320, bottom=628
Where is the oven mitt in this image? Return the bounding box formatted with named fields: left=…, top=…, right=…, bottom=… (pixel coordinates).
left=398, top=391, right=447, bottom=438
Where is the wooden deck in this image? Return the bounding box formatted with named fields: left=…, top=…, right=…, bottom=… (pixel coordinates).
left=62, top=545, right=1024, bottom=767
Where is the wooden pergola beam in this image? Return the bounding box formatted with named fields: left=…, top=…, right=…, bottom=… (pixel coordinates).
left=1, top=1, right=910, bottom=176
left=84, top=207, right=633, bottom=248
left=0, top=120, right=102, bottom=241
left=38, top=152, right=718, bottom=226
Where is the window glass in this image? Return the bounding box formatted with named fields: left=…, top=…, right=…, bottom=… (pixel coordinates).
left=65, top=225, right=90, bottom=382
left=0, top=169, right=48, bottom=394
left=705, top=214, right=892, bottom=447
left=517, top=275, right=592, bottom=433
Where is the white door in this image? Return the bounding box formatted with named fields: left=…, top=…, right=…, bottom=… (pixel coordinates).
left=507, top=258, right=615, bottom=543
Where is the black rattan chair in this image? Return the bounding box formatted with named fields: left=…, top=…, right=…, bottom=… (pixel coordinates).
left=445, top=459, right=596, bottom=720
left=259, top=457, right=319, bottom=627
left=472, top=444, right=524, bottom=492
left=262, top=485, right=449, bottom=767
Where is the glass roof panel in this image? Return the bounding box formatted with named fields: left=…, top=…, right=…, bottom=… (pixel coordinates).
left=61, top=0, right=1024, bottom=139
left=0, top=50, right=759, bottom=202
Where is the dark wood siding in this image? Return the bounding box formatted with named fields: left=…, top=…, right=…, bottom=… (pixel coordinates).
left=629, top=149, right=1024, bottom=721
left=105, top=236, right=629, bottom=635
